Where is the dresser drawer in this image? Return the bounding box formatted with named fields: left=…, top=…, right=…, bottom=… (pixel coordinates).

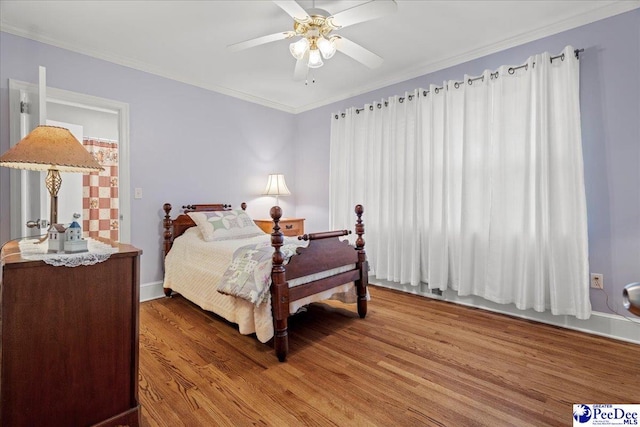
left=255, top=218, right=305, bottom=237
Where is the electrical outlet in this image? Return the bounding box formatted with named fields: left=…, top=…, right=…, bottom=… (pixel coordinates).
left=134, top=187, right=143, bottom=199
left=590, top=273, right=604, bottom=289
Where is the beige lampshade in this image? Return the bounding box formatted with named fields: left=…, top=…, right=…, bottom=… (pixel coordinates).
left=0, top=125, right=103, bottom=173
left=263, top=173, right=291, bottom=196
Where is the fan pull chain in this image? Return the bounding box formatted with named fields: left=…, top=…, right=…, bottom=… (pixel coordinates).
left=305, top=70, right=316, bottom=86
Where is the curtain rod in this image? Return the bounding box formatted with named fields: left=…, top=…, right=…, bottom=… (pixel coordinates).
left=334, top=48, right=584, bottom=119
left=508, top=48, right=584, bottom=75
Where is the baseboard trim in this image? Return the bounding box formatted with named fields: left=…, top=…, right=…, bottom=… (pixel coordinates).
left=369, top=277, right=640, bottom=345
left=139, top=278, right=639, bottom=344
left=140, top=281, right=166, bottom=302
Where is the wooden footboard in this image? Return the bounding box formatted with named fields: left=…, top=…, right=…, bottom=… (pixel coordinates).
left=270, top=204, right=368, bottom=362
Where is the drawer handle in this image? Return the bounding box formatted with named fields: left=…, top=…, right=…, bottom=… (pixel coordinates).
left=285, top=225, right=293, bottom=229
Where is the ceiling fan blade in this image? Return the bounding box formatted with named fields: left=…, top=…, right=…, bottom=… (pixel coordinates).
left=335, top=36, right=383, bottom=69
left=273, top=0, right=311, bottom=23
left=228, top=31, right=295, bottom=52
left=328, top=0, right=397, bottom=29
left=293, top=51, right=309, bottom=81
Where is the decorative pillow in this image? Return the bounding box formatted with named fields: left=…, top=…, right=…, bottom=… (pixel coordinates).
left=188, top=209, right=265, bottom=241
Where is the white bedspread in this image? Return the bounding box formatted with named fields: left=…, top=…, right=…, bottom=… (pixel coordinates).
left=163, top=228, right=358, bottom=342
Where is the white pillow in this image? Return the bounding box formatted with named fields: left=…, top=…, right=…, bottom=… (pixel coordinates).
left=187, top=209, right=265, bottom=241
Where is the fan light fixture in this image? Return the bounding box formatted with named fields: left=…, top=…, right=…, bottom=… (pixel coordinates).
left=288, top=15, right=339, bottom=69
left=317, top=37, right=337, bottom=59
left=227, top=1, right=397, bottom=81
left=308, top=49, right=324, bottom=68
left=289, top=38, right=309, bottom=59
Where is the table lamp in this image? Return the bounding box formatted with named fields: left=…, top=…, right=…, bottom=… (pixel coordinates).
left=0, top=125, right=104, bottom=232
left=263, top=173, right=291, bottom=206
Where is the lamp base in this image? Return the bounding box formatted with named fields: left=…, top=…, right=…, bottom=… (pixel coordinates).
left=45, top=168, right=61, bottom=226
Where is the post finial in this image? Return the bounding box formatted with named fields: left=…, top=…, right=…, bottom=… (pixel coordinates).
left=270, top=205, right=282, bottom=222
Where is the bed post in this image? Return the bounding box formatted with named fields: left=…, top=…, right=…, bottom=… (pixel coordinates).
left=355, top=204, right=368, bottom=319
left=163, top=203, right=173, bottom=256
left=270, top=206, right=289, bottom=362
left=162, top=203, right=174, bottom=297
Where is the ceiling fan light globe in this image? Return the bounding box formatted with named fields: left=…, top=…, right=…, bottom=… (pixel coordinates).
left=317, top=37, right=336, bottom=59
left=289, top=38, right=309, bottom=60
left=308, top=49, right=324, bottom=68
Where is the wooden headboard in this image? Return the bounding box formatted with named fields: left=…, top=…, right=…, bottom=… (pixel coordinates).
left=162, top=202, right=246, bottom=256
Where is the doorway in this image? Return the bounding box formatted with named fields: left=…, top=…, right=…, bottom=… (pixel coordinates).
left=8, top=79, right=131, bottom=243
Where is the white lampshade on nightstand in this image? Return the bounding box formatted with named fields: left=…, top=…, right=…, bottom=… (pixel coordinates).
left=263, top=173, right=291, bottom=206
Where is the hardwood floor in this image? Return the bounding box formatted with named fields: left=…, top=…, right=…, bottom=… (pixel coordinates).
left=139, top=286, right=640, bottom=426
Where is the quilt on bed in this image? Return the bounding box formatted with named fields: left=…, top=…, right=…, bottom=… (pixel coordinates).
left=218, top=240, right=303, bottom=304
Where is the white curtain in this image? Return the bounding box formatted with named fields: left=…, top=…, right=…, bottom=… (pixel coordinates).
left=330, top=46, right=591, bottom=319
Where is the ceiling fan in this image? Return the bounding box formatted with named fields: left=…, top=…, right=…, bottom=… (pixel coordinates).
left=228, top=0, right=398, bottom=81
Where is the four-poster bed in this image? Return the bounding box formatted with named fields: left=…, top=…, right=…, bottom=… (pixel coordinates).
left=162, top=202, right=368, bottom=361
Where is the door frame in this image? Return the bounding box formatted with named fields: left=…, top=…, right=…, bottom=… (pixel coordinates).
left=8, top=79, right=131, bottom=243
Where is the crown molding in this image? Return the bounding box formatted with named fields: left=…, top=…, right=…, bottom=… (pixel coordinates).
left=2, top=1, right=638, bottom=115
left=0, top=22, right=298, bottom=114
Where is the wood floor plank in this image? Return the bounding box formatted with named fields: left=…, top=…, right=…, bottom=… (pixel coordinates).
left=139, top=286, right=640, bottom=426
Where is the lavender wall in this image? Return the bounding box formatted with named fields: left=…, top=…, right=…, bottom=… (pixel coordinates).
left=0, top=32, right=298, bottom=286
left=1, top=9, right=638, bottom=318
left=295, top=9, right=640, bottom=316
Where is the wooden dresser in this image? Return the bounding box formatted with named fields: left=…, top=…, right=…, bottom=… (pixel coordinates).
left=0, top=240, right=142, bottom=427
left=254, top=218, right=305, bottom=237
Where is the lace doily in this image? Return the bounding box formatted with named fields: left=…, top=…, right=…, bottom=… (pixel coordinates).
left=18, top=238, right=118, bottom=267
